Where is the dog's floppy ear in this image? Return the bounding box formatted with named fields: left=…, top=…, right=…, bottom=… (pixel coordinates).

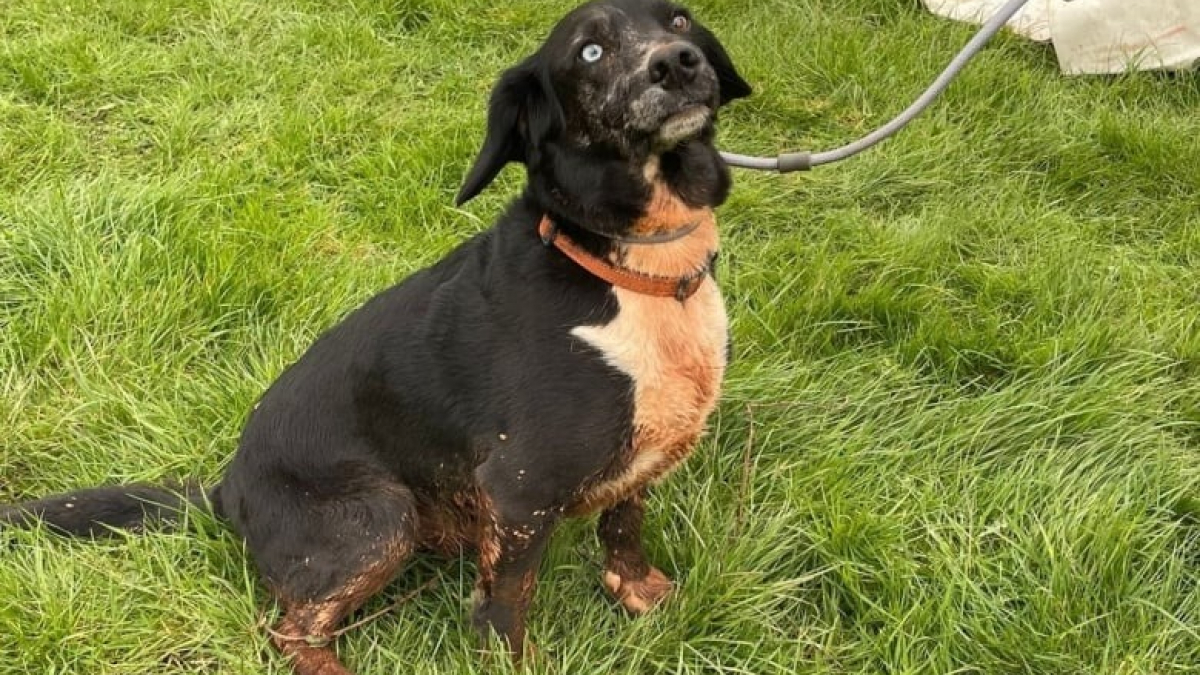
left=693, top=24, right=752, bottom=105
left=456, top=57, right=563, bottom=205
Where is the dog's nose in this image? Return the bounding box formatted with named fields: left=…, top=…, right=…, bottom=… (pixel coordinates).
left=648, top=43, right=703, bottom=89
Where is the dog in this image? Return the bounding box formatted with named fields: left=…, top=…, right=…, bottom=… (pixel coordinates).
left=0, top=1, right=750, bottom=672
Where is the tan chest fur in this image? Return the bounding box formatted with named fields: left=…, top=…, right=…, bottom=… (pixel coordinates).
left=569, top=193, right=727, bottom=514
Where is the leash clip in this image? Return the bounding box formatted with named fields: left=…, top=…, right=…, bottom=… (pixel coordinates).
left=674, top=251, right=719, bottom=302
left=674, top=277, right=693, bottom=303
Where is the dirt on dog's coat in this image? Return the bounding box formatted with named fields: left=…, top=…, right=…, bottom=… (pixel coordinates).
left=0, top=2, right=751, bottom=673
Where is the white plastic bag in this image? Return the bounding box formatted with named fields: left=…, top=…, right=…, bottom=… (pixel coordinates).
left=923, top=0, right=1052, bottom=42
left=922, top=0, right=1200, bottom=74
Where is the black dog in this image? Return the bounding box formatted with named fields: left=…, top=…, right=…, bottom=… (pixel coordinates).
left=1, top=1, right=750, bottom=672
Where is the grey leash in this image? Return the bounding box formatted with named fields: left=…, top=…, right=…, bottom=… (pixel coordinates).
left=720, top=0, right=1033, bottom=172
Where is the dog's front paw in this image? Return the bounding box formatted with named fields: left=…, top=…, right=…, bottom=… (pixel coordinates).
left=603, top=566, right=674, bottom=615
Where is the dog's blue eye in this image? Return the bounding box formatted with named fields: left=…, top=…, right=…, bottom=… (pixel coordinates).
left=580, top=43, right=604, bottom=63
left=671, top=14, right=691, bottom=31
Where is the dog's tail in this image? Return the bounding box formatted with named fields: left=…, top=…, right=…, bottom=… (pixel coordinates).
left=0, top=481, right=216, bottom=537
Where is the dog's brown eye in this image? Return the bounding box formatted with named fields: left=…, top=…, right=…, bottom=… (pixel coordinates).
left=671, top=13, right=691, bottom=31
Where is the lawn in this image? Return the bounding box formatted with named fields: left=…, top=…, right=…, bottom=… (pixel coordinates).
left=1, top=0, right=1197, bottom=673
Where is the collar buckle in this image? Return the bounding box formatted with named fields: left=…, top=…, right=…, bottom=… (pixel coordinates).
left=539, top=219, right=558, bottom=246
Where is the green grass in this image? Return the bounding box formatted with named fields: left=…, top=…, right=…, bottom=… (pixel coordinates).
left=1, top=0, right=1197, bottom=672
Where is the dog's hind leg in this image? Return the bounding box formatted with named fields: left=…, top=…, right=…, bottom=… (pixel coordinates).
left=270, top=533, right=413, bottom=675
left=252, top=487, right=418, bottom=675
left=272, top=601, right=366, bottom=675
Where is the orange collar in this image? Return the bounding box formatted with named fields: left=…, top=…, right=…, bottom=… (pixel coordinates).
left=538, top=215, right=714, bottom=301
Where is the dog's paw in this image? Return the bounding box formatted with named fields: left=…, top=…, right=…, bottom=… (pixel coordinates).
left=603, top=566, right=674, bottom=615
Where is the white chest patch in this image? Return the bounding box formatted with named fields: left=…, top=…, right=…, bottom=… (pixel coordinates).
left=570, top=277, right=728, bottom=512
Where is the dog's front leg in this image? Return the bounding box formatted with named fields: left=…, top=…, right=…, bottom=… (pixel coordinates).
left=597, top=492, right=675, bottom=614
left=472, top=511, right=555, bottom=660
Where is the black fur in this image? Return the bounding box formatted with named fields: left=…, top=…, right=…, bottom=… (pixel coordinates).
left=0, top=482, right=207, bottom=537
left=3, top=0, right=749, bottom=668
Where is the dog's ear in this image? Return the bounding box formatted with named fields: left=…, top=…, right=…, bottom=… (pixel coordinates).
left=456, top=57, right=563, bottom=205
left=693, top=24, right=751, bottom=105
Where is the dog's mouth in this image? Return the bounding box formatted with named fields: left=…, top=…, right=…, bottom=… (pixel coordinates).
left=654, top=105, right=712, bottom=148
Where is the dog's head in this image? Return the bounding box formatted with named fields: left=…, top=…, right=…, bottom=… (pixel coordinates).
left=455, top=0, right=750, bottom=208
